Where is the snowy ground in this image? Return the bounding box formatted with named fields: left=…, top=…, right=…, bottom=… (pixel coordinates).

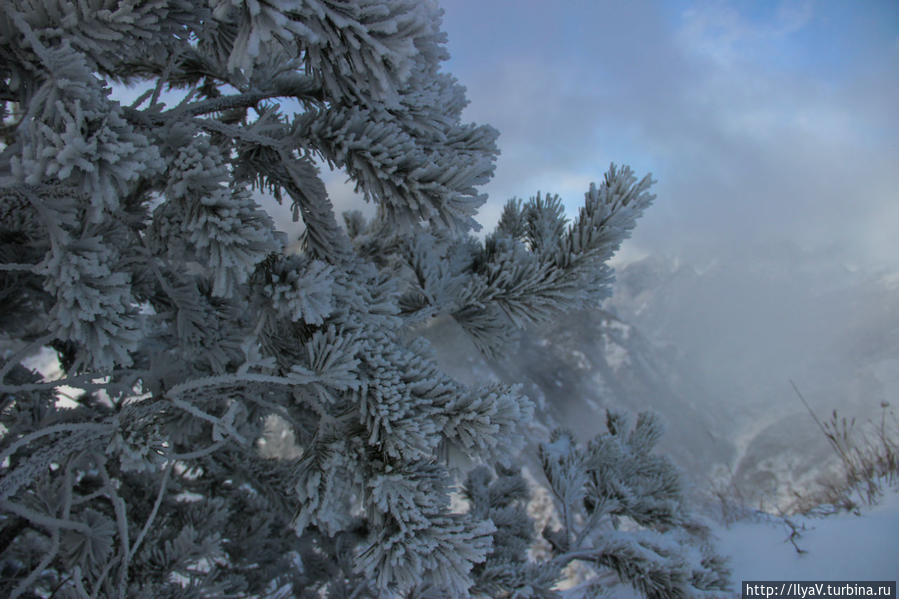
left=714, top=484, right=899, bottom=594
left=569, top=484, right=899, bottom=597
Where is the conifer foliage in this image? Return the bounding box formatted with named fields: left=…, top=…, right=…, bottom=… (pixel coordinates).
left=0, top=1, right=726, bottom=597
left=462, top=413, right=731, bottom=597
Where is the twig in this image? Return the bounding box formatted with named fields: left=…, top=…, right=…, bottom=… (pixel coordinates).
left=782, top=518, right=807, bottom=554
left=790, top=379, right=850, bottom=464
left=0, top=498, right=92, bottom=534
left=0, top=377, right=112, bottom=393
left=45, top=572, right=74, bottom=599
left=128, top=88, right=155, bottom=109
left=95, top=458, right=131, bottom=598
left=150, top=48, right=182, bottom=109
left=550, top=547, right=603, bottom=569
left=574, top=500, right=615, bottom=548
left=168, top=397, right=248, bottom=445
left=0, top=422, right=114, bottom=465
left=166, top=371, right=315, bottom=398
left=168, top=440, right=227, bottom=461
left=0, top=262, right=40, bottom=272
left=127, top=461, right=173, bottom=563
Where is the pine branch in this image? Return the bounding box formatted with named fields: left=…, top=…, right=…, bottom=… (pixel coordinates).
left=128, top=462, right=173, bottom=561
left=123, top=77, right=322, bottom=127
left=0, top=422, right=114, bottom=467
left=0, top=499, right=92, bottom=535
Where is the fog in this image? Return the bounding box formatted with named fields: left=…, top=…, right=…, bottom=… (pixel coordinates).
left=416, top=1, right=899, bottom=501
left=433, top=1, right=898, bottom=429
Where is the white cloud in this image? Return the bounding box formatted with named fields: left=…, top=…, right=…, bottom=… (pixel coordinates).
left=678, top=0, right=814, bottom=66
left=443, top=0, right=898, bottom=266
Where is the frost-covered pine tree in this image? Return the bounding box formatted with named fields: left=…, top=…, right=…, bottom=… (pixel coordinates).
left=0, top=1, right=727, bottom=597
left=463, top=413, right=730, bottom=598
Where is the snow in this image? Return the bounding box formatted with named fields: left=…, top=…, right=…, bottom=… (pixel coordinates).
left=714, top=484, right=899, bottom=593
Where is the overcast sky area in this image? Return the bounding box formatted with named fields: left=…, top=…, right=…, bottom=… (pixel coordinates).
left=435, top=0, right=898, bottom=270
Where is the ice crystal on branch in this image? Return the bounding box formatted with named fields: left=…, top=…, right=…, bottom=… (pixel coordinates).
left=0, top=1, right=727, bottom=597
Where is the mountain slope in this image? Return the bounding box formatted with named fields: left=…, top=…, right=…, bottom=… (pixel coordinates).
left=607, top=248, right=899, bottom=506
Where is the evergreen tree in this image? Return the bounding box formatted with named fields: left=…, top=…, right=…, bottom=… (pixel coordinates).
left=464, top=413, right=730, bottom=598
left=0, top=1, right=727, bottom=597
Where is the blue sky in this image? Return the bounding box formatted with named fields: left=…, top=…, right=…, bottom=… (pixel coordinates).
left=434, top=0, right=899, bottom=268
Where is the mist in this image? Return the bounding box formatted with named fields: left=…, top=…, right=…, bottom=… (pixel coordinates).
left=430, top=1, right=899, bottom=501
left=436, top=0, right=897, bottom=402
